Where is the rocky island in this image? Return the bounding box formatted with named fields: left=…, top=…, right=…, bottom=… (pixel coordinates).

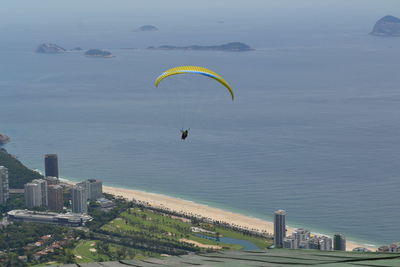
left=70, top=47, right=83, bottom=51
left=0, top=134, right=10, bottom=145
left=84, top=49, right=113, bottom=58
left=36, top=43, right=67, bottom=53
left=370, top=15, right=400, bottom=36
left=148, top=42, right=253, bottom=52
left=136, top=25, right=158, bottom=31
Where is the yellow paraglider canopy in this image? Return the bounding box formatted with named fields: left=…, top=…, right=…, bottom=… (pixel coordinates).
left=155, top=66, right=234, bottom=100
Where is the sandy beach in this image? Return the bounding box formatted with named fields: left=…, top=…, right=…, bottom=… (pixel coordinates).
left=101, top=185, right=377, bottom=252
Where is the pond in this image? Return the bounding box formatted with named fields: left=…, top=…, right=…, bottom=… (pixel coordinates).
left=193, top=234, right=259, bottom=251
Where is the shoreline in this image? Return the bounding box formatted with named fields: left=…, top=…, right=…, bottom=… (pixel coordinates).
left=61, top=178, right=377, bottom=251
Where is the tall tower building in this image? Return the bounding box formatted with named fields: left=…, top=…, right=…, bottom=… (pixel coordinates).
left=274, top=209, right=286, bottom=248
left=72, top=186, right=88, bottom=214
left=35, top=179, right=48, bottom=207
left=87, top=179, right=103, bottom=200
left=0, top=166, right=9, bottom=204
left=48, top=185, right=64, bottom=211
left=77, top=179, right=103, bottom=201
left=24, top=179, right=48, bottom=208
left=45, top=154, right=59, bottom=178
left=25, top=183, right=41, bottom=208
left=334, top=234, right=346, bottom=251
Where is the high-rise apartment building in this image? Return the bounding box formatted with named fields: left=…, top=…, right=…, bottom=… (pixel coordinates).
left=72, top=186, right=88, bottom=214
left=274, top=209, right=286, bottom=248
left=25, top=183, right=41, bottom=208
left=24, top=179, right=48, bottom=208
left=77, top=179, right=103, bottom=201
left=320, top=236, right=333, bottom=251
left=334, top=234, right=346, bottom=251
left=48, top=185, right=64, bottom=211
left=45, top=154, right=59, bottom=178
left=0, top=166, right=9, bottom=204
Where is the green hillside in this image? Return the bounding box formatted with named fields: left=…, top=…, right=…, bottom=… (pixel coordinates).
left=0, top=148, right=43, bottom=188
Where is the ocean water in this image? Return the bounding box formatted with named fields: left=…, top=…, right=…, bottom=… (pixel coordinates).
left=1, top=2, right=400, bottom=246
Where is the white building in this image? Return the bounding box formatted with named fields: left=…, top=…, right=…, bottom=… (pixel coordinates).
left=77, top=179, right=103, bottom=201
left=282, top=228, right=332, bottom=251
left=320, top=236, right=333, bottom=251
left=0, top=166, right=9, bottom=204
left=72, top=185, right=88, bottom=214
left=283, top=237, right=296, bottom=249
left=294, top=228, right=311, bottom=248
left=8, top=210, right=92, bottom=226
left=24, top=179, right=48, bottom=208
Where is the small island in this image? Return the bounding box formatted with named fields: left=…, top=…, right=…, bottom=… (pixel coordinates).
left=36, top=43, right=66, bottom=54
left=136, top=25, right=158, bottom=32
left=70, top=47, right=83, bottom=51
left=148, top=42, right=253, bottom=52
left=370, top=15, right=400, bottom=36
left=84, top=49, right=113, bottom=58
left=0, top=134, right=10, bottom=145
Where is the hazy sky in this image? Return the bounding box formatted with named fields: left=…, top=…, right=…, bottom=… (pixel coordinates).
left=1, top=0, right=399, bottom=27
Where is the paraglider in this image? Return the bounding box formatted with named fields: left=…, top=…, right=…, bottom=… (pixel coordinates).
left=155, top=66, right=234, bottom=139
left=181, top=129, right=189, bottom=140
left=155, top=66, right=234, bottom=100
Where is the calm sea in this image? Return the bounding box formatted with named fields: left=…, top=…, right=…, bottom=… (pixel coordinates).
left=1, top=9, right=400, bottom=246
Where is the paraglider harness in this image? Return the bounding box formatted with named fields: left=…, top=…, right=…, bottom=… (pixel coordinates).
left=181, top=129, right=189, bottom=140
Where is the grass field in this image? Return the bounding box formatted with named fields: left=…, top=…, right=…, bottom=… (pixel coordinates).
left=73, top=240, right=110, bottom=263
left=101, top=207, right=271, bottom=251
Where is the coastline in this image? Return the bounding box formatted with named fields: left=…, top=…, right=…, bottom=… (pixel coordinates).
left=61, top=178, right=377, bottom=251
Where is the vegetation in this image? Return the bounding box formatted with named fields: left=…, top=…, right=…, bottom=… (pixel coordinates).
left=98, top=206, right=271, bottom=253
left=0, top=194, right=25, bottom=214
left=0, top=149, right=43, bottom=188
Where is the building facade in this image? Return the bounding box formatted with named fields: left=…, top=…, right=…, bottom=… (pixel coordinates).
left=319, top=236, right=333, bottom=251
left=87, top=179, right=103, bottom=200
left=24, top=179, right=48, bottom=208
left=44, top=154, right=59, bottom=178
left=0, top=166, right=9, bottom=204
left=77, top=179, right=103, bottom=201
left=72, top=186, right=88, bottom=213
left=274, top=209, right=286, bottom=248
left=334, top=234, right=346, bottom=251
left=48, top=185, right=64, bottom=211
left=24, top=183, right=41, bottom=208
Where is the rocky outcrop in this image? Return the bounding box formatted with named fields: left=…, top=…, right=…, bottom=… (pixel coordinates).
left=36, top=43, right=67, bottom=53
left=148, top=42, right=253, bottom=52
left=370, top=15, right=400, bottom=36
left=136, top=25, right=158, bottom=31
left=84, top=49, right=113, bottom=58
left=0, top=134, right=10, bottom=145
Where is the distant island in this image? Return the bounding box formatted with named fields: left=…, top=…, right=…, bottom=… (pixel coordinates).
left=70, top=47, right=83, bottom=51
left=36, top=43, right=67, bottom=54
left=84, top=49, right=113, bottom=58
left=148, top=42, right=253, bottom=52
left=136, top=25, right=158, bottom=32
left=370, top=15, right=400, bottom=36
left=0, top=134, right=10, bottom=145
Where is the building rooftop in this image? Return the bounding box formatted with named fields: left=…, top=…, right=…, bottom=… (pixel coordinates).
left=274, top=209, right=286, bottom=215
left=8, top=210, right=92, bottom=222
